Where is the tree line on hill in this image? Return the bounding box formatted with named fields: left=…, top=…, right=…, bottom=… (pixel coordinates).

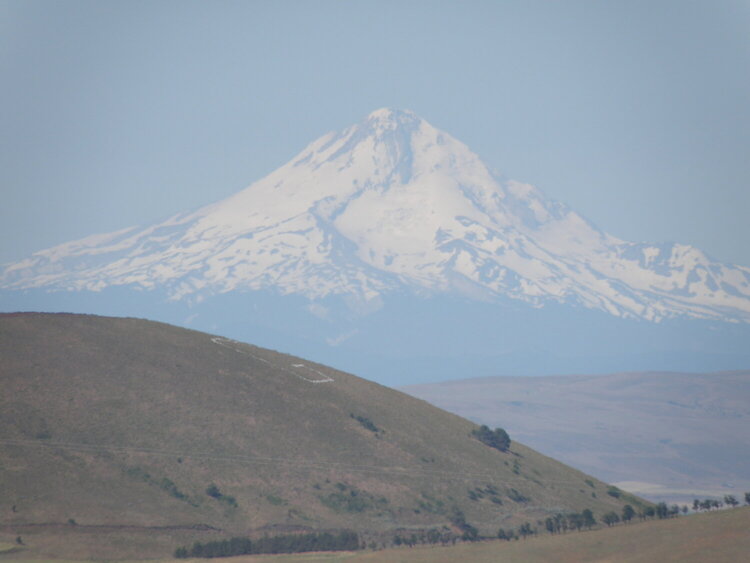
left=172, top=494, right=750, bottom=558
left=392, top=505, right=637, bottom=548
left=174, top=530, right=359, bottom=558
left=503, top=494, right=750, bottom=542
left=692, top=493, right=750, bottom=512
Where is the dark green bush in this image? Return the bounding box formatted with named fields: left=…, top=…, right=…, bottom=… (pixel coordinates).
left=471, top=425, right=510, bottom=452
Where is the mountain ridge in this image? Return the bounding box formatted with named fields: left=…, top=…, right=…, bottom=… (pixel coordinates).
left=3, top=108, right=750, bottom=323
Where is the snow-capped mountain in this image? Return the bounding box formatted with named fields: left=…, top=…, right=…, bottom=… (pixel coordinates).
left=3, top=108, right=750, bottom=323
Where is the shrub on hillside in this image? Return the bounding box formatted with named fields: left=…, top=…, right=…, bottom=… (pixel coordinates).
left=350, top=413, right=380, bottom=433
left=205, top=483, right=237, bottom=507
left=449, top=508, right=479, bottom=541
left=607, top=486, right=622, bottom=498
left=471, top=425, right=510, bottom=452
left=319, top=483, right=388, bottom=514
left=507, top=488, right=530, bottom=503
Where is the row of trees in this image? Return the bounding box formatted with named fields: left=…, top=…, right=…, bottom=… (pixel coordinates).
left=654, top=502, right=681, bottom=519
left=174, top=490, right=750, bottom=557
left=392, top=507, right=601, bottom=549
left=539, top=508, right=599, bottom=535
left=399, top=489, right=750, bottom=551
left=499, top=501, right=700, bottom=542
left=392, top=528, right=455, bottom=547
left=174, top=530, right=360, bottom=558
left=389, top=500, right=682, bottom=551
left=602, top=504, right=638, bottom=527
left=497, top=508, right=605, bottom=542
left=572, top=495, right=750, bottom=534
left=693, top=493, right=750, bottom=512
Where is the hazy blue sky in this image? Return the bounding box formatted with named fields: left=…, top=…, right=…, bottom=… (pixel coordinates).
left=2, top=0, right=749, bottom=266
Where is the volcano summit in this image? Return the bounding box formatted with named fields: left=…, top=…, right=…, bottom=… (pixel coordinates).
left=2, top=109, right=749, bottom=381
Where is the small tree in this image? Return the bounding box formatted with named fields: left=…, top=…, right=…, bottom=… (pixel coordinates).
left=450, top=508, right=478, bottom=541
left=621, top=504, right=635, bottom=523
left=461, top=525, right=478, bottom=542
left=471, top=425, right=511, bottom=452
left=745, top=492, right=750, bottom=505
left=517, top=522, right=534, bottom=539
left=724, top=495, right=739, bottom=508
left=582, top=509, right=596, bottom=529
left=602, top=511, right=620, bottom=527
left=655, top=502, right=669, bottom=519
left=426, top=528, right=441, bottom=545
left=545, top=517, right=555, bottom=534
left=606, top=486, right=622, bottom=498
left=568, top=512, right=583, bottom=530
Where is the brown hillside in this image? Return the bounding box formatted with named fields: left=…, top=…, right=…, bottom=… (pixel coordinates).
left=0, top=313, right=645, bottom=559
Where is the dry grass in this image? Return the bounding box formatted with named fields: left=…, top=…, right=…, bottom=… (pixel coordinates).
left=0, top=542, right=19, bottom=553
left=1, top=313, right=648, bottom=560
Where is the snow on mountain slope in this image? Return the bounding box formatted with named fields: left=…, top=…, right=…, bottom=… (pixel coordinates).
left=3, top=108, right=750, bottom=322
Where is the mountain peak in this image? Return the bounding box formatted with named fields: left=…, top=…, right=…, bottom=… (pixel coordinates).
left=360, top=108, right=424, bottom=139
left=2, top=110, right=750, bottom=323
left=365, top=107, right=418, bottom=123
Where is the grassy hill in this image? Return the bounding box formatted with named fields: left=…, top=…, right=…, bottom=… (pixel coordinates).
left=0, top=313, right=645, bottom=559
